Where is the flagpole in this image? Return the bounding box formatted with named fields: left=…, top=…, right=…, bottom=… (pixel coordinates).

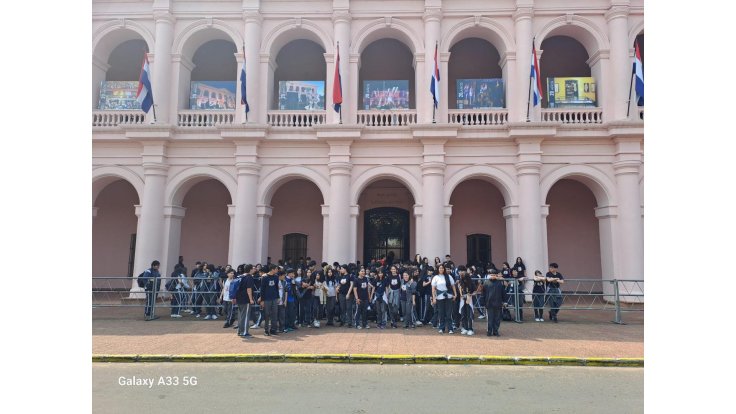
left=338, top=42, right=342, bottom=124
left=526, top=37, right=535, bottom=122
left=152, top=105, right=157, bottom=123
left=432, top=41, right=437, bottom=124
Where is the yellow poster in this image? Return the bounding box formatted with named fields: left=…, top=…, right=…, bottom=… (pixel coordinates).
left=546, top=77, right=596, bottom=107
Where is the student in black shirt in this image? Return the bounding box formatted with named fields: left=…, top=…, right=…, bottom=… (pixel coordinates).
left=483, top=268, right=508, bottom=336
left=420, top=267, right=434, bottom=326
left=545, top=263, right=565, bottom=322
left=353, top=269, right=374, bottom=329
left=387, top=265, right=401, bottom=328
left=532, top=270, right=546, bottom=321
left=337, top=265, right=355, bottom=327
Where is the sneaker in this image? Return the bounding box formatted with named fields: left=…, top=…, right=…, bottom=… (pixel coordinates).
left=211, top=315, right=218, bottom=320
left=264, top=331, right=270, bottom=336
left=438, top=329, right=443, bottom=334
left=449, top=330, right=454, bottom=334
left=183, top=309, right=193, bottom=314
left=204, top=315, right=211, bottom=320
left=242, top=333, right=253, bottom=339
left=195, top=314, right=201, bottom=318
left=540, top=318, right=544, bottom=322
left=357, top=326, right=363, bottom=330
left=250, top=323, right=259, bottom=329
left=461, top=328, right=468, bottom=335
left=478, top=315, right=486, bottom=319
left=415, top=321, right=423, bottom=326
left=170, top=314, right=182, bottom=318
left=365, top=325, right=370, bottom=329
left=467, top=330, right=474, bottom=336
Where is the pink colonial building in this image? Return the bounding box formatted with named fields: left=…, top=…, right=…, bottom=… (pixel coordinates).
left=92, top=0, right=644, bottom=293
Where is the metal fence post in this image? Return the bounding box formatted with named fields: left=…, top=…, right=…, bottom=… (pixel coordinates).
left=150, top=275, right=159, bottom=321
left=612, top=279, right=622, bottom=324
left=514, top=279, right=521, bottom=323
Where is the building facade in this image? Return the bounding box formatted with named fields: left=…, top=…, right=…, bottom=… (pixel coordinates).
left=92, top=0, right=644, bottom=294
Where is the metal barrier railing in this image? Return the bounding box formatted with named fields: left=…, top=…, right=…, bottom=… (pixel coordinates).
left=93, top=276, right=643, bottom=324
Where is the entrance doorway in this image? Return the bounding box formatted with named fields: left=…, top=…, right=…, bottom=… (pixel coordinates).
left=363, top=207, right=410, bottom=264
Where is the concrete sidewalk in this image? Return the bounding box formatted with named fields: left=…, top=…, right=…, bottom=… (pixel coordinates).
left=93, top=306, right=643, bottom=360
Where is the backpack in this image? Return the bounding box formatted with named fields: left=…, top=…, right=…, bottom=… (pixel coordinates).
left=137, top=271, right=147, bottom=288
left=502, top=307, right=514, bottom=321
left=165, top=278, right=177, bottom=292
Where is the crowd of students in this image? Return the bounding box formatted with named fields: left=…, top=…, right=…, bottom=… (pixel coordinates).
left=137, top=254, right=566, bottom=338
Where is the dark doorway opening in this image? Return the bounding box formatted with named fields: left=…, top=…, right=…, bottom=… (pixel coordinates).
left=363, top=207, right=410, bottom=264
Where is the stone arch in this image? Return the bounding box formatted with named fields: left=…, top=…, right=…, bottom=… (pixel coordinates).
left=173, top=19, right=244, bottom=58
left=536, top=15, right=610, bottom=57
left=165, top=166, right=237, bottom=206
left=93, top=20, right=155, bottom=62
left=629, top=20, right=645, bottom=47
left=258, top=166, right=330, bottom=206
left=261, top=19, right=333, bottom=56
left=441, top=17, right=514, bottom=56
left=350, top=166, right=422, bottom=205
left=352, top=18, right=424, bottom=55
left=444, top=165, right=517, bottom=206
left=540, top=165, right=616, bottom=208
left=92, top=166, right=144, bottom=205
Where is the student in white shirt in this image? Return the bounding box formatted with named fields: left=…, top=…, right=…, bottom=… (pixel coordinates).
left=431, top=264, right=458, bottom=334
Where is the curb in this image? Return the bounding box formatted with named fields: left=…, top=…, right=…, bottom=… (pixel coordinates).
left=92, top=354, right=643, bottom=367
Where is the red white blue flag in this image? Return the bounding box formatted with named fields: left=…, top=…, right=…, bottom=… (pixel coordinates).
left=530, top=43, right=542, bottom=106
left=633, top=41, right=644, bottom=105
left=333, top=44, right=343, bottom=113
left=430, top=43, right=440, bottom=109
left=136, top=55, right=154, bottom=113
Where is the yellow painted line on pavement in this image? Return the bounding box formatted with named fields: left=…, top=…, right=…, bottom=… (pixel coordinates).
left=93, top=354, right=643, bottom=367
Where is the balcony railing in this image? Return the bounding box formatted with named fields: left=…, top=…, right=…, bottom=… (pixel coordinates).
left=541, top=108, right=603, bottom=124
left=448, top=109, right=508, bottom=126
left=177, top=110, right=234, bottom=128
left=267, top=111, right=326, bottom=127
left=92, top=111, right=146, bottom=127
left=357, top=110, right=417, bottom=127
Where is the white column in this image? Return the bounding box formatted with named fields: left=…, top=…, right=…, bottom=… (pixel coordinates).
left=420, top=140, right=447, bottom=260
left=349, top=53, right=360, bottom=120
left=231, top=146, right=261, bottom=264
left=131, top=158, right=168, bottom=294
left=595, top=205, right=618, bottom=298
left=255, top=205, right=273, bottom=264
left=444, top=205, right=452, bottom=257
left=414, top=54, right=426, bottom=123
left=162, top=205, right=186, bottom=277
left=333, top=9, right=352, bottom=123
left=613, top=138, right=643, bottom=285
left=151, top=10, right=175, bottom=124
left=500, top=51, right=516, bottom=116
left=322, top=205, right=330, bottom=262
left=413, top=205, right=423, bottom=256
left=259, top=54, right=276, bottom=124
left=503, top=204, right=520, bottom=263
left=327, top=140, right=352, bottom=263
left=423, top=6, right=442, bottom=123
left=540, top=204, right=549, bottom=268
left=350, top=205, right=359, bottom=262
left=515, top=138, right=545, bottom=280
left=439, top=53, right=450, bottom=123
left=512, top=5, right=534, bottom=122
left=243, top=10, right=263, bottom=123
left=129, top=205, right=145, bottom=299
left=324, top=52, right=336, bottom=124
left=227, top=204, right=236, bottom=264
left=606, top=2, right=631, bottom=120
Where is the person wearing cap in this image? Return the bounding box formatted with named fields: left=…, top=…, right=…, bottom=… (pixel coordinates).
left=260, top=265, right=280, bottom=336
left=483, top=268, right=507, bottom=336
left=545, top=263, right=565, bottom=322
left=337, top=265, right=355, bottom=328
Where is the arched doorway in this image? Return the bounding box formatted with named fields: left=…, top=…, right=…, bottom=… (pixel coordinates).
left=545, top=179, right=602, bottom=281
left=93, top=179, right=139, bottom=284
left=363, top=207, right=410, bottom=264
left=179, top=179, right=232, bottom=267
left=268, top=179, right=324, bottom=265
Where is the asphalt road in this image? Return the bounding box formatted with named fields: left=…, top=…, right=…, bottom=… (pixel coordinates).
left=93, top=363, right=642, bottom=413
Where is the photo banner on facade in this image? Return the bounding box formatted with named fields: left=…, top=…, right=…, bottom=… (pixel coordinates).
left=456, top=79, right=505, bottom=109
left=278, top=81, right=325, bottom=111
left=98, top=81, right=142, bottom=110
left=190, top=81, right=237, bottom=110
left=363, top=80, right=410, bottom=110
left=546, top=77, right=596, bottom=108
